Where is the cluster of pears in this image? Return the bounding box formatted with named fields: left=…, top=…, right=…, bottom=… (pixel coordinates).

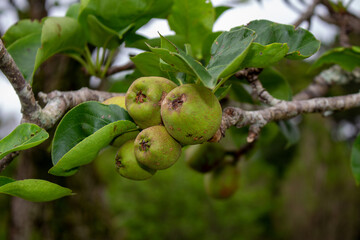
left=103, top=76, right=223, bottom=182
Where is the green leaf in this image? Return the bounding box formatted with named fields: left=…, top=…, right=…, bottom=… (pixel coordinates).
left=351, top=133, right=360, bottom=185
left=86, top=14, right=133, bottom=49
left=260, top=68, right=292, bottom=101
left=2, top=19, right=42, bottom=47
left=127, top=35, right=186, bottom=51
left=34, top=17, right=86, bottom=73
left=66, top=3, right=81, bottom=19
left=240, top=42, right=289, bottom=68
left=168, top=0, right=215, bottom=59
left=309, top=47, right=360, bottom=72
left=7, top=33, right=41, bottom=83
left=214, top=84, right=232, bottom=100
left=0, top=177, right=72, bottom=202
left=147, top=42, right=214, bottom=87
left=202, top=31, right=223, bottom=65
left=131, top=52, right=167, bottom=77
left=246, top=19, right=320, bottom=59
left=215, top=6, right=231, bottom=21
left=79, top=0, right=173, bottom=47
left=207, top=27, right=256, bottom=80
left=50, top=102, right=137, bottom=176
left=0, top=123, right=49, bottom=160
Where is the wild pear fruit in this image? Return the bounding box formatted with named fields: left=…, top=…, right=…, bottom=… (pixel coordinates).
left=185, top=142, right=226, bottom=173
left=204, top=156, right=239, bottom=199
left=102, top=96, right=126, bottom=109
left=115, top=140, right=156, bottom=180
left=161, top=84, right=222, bottom=145
left=134, top=125, right=182, bottom=170
left=125, top=77, right=177, bottom=129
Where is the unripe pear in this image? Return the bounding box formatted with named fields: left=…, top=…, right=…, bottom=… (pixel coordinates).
left=115, top=140, right=156, bottom=180
left=102, top=96, right=126, bottom=109
left=161, top=84, right=222, bottom=145
left=125, top=77, right=177, bottom=129
left=204, top=156, right=239, bottom=199
left=134, top=125, right=182, bottom=170
left=185, top=142, right=226, bottom=173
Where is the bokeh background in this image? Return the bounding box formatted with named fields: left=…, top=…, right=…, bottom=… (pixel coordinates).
left=0, top=0, right=360, bottom=239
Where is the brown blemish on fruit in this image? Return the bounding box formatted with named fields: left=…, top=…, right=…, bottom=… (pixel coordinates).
left=170, top=94, right=186, bottom=111
left=135, top=90, right=146, bottom=103
left=186, top=133, right=193, bottom=138
left=140, top=139, right=150, bottom=151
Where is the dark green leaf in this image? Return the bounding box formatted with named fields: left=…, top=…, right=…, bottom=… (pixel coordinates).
left=215, top=6, right=231, bottom=21
left=7, top=33, right=41, bottom=83
left=147, top=35, right=214, bottom=86
left=0, top=123, right=49, bottom=160
left=50, top=102, right=137, bottom=176
left=202, top=31, right=223, bottom=65
left=34, top=17, right=86, bottom=72
left=131, top=52, right=167, bottom=77
left=246, top=19, right=320, bottom=59
left=214, top=84, right=232, bottom=100
left=0, top=177, right=72, bottom=202
left=2, top=19, right=42, bottom=47
left=309, top=47, right=360, bottom=72
left=207, top=27, right=256, bottom=80
left=351, top=133, right=360, bottom=185
left=228, top=81, right=253, bottom=103
left=79, top=0, right=173, bottom=46
left=240, top=42, right=289, bottom=68
left=260, top=68, right=292, bottom=101
left=168, top=0, right=214, bottom=59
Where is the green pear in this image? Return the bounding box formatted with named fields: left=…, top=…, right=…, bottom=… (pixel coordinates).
left=185, top=142, right=226, bottom=173
left=115, top=140, right=156, bottom=180
left=161, top=84, right=222, bottom=145
left=111, top=130, right=140, bottom=148
left=204, top=156, right=239, bottom=199
left=125, top=77, right=177, bottom=129
left=134, top=125, right=182, bottom=170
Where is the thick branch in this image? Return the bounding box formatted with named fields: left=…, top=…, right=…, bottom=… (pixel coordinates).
left=38, top=88, right=124, bottom=129
left=294, top=66, right=360, bottom=100
left=0, top=39, right=41, bottom=121
left=236, top=68, right=283, bottom=105
left=219, top=92, right=360, bottom=141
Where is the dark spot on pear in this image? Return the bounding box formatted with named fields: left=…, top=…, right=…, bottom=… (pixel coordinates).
left=170, top=94, right=186, bottom=111
left=140, top=139, right=150, bottom=151
left=135, top=90, right=146, bottom=103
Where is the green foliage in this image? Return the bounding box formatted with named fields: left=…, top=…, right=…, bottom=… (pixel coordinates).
left=168, top=0, right=215, bottom=59
left=34, top=17, right=86, bottom=73
left=246, top=19, right=321, bottom=59
left=2, top=19, right=42, bottom=47
left=351, top=133, right=360, bottom=185
left=50, top=102, right=137, bottom=176
left=309, top=46, right=360, bottom=72
left=78, top=0, right=173, bottom=48
left=0, top=123, right=48, bottom=160
left=0, top=177, right=72, bottom=202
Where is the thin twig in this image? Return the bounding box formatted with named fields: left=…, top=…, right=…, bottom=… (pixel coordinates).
left=105, top=62, right=135, bottom=76
left=293, top=0, right=320, bottom=28
left=0, top=152, right=19, bottom=173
